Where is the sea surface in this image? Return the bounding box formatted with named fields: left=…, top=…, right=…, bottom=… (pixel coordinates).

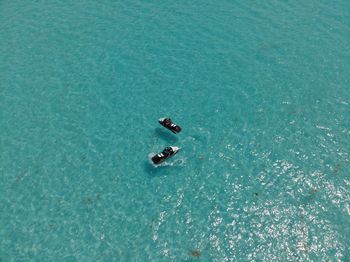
left=1, top=0, right=349, bottom=261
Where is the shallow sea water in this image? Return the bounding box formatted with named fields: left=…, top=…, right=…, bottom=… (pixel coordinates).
left=0, top=0, right=349, bottom=261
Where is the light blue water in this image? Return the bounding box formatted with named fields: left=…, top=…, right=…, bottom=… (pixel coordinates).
left=1, top=0, right=349, bottom=261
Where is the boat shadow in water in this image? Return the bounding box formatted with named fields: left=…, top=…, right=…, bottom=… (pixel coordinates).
left=154, top=128, right=178, bottom=143
left=144, top=161, right=183, bottom=178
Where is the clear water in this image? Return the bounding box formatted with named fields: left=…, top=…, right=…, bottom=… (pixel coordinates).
left=1, top=0, right=349, bottom=261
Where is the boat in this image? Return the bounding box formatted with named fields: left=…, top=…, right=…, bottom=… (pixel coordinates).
left=158, top=117, right=182, bottom=134
left=151, top=146, right=180, bottom=165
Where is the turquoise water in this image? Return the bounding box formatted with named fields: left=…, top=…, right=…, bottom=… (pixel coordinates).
left=1, top=0, right=349, bottom=260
